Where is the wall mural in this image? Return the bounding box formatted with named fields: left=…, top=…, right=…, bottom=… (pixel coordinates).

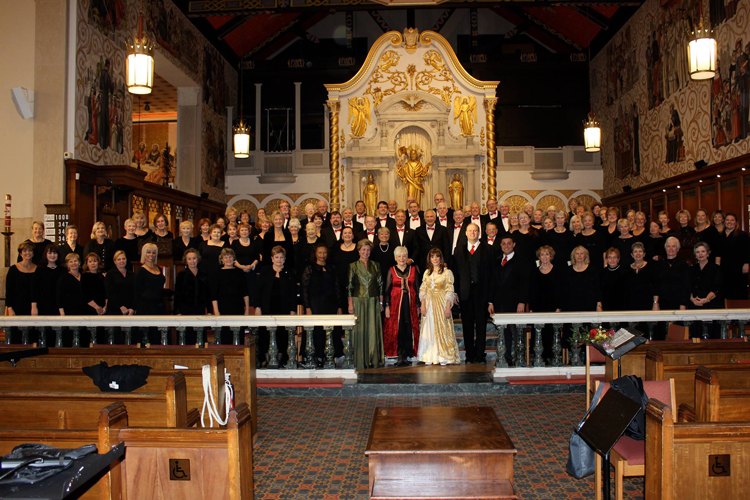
left=74, top=0, right=236, bottom=202
left=132, top=122, right=177, bottom=186
left=592, top=0, right=750, bottom=197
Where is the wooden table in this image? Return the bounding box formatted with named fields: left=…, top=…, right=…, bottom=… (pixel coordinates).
left=366, top=407, right=518, bottom=499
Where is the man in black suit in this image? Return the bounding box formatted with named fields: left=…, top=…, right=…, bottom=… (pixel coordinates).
left=495, top=200, right=511, bottom=236
left=481, top=198, right=500, bottom=233
left=355, top=215, right=379, bottom=244
left=375, top=201, right=397, bottom=233
left=320, top=211, right=344, bottom=251
left=436, top=202, right=451, bottom=228
left=317, top=199, right=331, bottom=228
left=279, top=200, right=292, bottom=229
left=467, top=202, right=483, bottom=238
left=415, top=209, right=448, bottom=272
left=447, top=207, right=468, bottom=257
left=390, top=209, right=419, bottom=264
left=433, top=193, right=454, bottom=221
left=354, top=200, right=367, bottom=228
left=407, top=201, right=424, bottom=230
left=483, top=221, right=500, bottom=261
left=387, top=199, right=398, bottom=219
left=452, top=223, right=492, bottom=364
left=342, top=207, right=363, bottom=235
left=488, top=235, right=530, bottom=365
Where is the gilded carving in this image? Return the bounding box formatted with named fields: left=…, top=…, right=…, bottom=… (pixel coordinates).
left=415, top=50, right=460, bottom=105
left=363, top=51, right=408, bottom=107
left=523, top=190, right=543, bottom=199
left=401, top=94, right=426, bottom=112
left=403, top=27, right=419, bottom=53
left=505, top=195, right=530, bottom=215
left=348, top=96, right=371, bottom=138
left=536, top=195, right=566, bottom=213
left=454, top=96, right=477, bottom=136
left=480, top=127, right=485, bottom=147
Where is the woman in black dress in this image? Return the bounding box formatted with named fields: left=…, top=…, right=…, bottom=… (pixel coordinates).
left=173, top=220, right=202, bottom=262
left=614, top=219, right=635, bottom=268
left=114, top=218, right=139, bottom=271
left=18, top=221, right=53, bottom=265
left=31, top=244, right=65, bottom=318
left=174, top=249, right=209, bottom=345
left=301, top=245, right=342, bottom=366
left=84, top=221, right=115, bottom=272
left=152, top=213, right=174, bottom=243
left=600, top=248, right=627, bottom=311
left=694, top=209, right=720, bottom=264
left=232, top=223, right=259, bottom=308
left=654, top=236, right=690, bottom=319
left=82, top=252, right=107, bottom=316
left=658, top=211, right=673, bottom=236
left=133, top=210, right=154, bottom=241
left=58, top=225, right=85, bottom=267
left=211, top=248, right=250, bottom=344
left=58, top=254, right=86, bottom=317
left=198, top=218, right=211, bottom=242
left=5, top=241, right=37, bottom=343
left=252, top=217, right=270, bottom=265
left=645, top=221, right=666, bottom=262
left=512, top=211, right=540, bottom=268
left=256, top=245, right=297, bottom=367
left=371, top=227, right=396, bottom=285
left=529, top=245, right=564, bottom=362
left=563, top=246, right=602, bottom=312
left=624, top=242, right=657, bottom=311
left=675, top=210, right=695, bottom=236
left=575, top=212, right=606, bottom=271
left=603, top=207, right=620, bottom=247
left=199, top=224, right=226, bottom=282
left=718, top=213, right=749, bottom=300
left=226, top=222, right=240, bottom=247
left=262, top=211, right=294, bottom=267
left=333, top=227, right=359, bottom=320
left=295, top=222, right=320, bottom=281
left=632, top=211, right=648, bottom=240
left=712, top=210, right=725, bottom=234
left=689, top=242, right=723, bottom=337
left=134, top=243, right=166, bottom=315
left=104, top=250, right=135, bottom=316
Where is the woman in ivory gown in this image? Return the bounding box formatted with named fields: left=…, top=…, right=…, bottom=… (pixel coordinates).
left=417, top=248, right=460, bottom=365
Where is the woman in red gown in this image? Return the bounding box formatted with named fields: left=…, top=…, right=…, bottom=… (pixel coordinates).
left=383, top=246, right=421, bottom=366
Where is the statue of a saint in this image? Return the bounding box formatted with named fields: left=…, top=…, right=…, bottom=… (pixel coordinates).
left=363, top=172, right=379, bottom=216
left=396, top=146, right=431, bottom=208
left=453, top=96, right=477, bottom=137
left=448, top=173, right=464, bottom=210
left=348, top=96, right=371, bottom=138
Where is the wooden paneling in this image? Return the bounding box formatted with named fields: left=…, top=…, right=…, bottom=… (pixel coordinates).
left=682, top=188, right=697, bottom=216
left=700, top=184, right=717, bottom=213
left=720, top=178, right=741, bottom=216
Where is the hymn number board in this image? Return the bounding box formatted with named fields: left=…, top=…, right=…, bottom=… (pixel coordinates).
left=44, top=204, right=72, bottom=246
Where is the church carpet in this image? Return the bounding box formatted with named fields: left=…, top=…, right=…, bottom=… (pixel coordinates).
left=252, top=394, right=643, bottom=499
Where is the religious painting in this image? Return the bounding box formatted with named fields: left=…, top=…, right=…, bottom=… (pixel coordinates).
left=82, top=57, right=128, bottom=155
left=665, top=102, right=685, bottom=163
left=88, top=0, right=126, bottom=38
left=711, top=37, right=750, bottom=148
left=147, top=0, right=199, bottom=76
left=203, top=120, right=226, bottom=193
left=203, top=46, right=227, bottom=116
left=710, top=0, right=741, bottom=25
left=132, top=122, right=177, bottom=187
left=614, top=102, right=640, bottom=178
left=606, top=26, right=639, bottom=105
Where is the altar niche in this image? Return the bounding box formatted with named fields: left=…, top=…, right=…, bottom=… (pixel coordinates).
left=325, top=28, right=499, bottom=213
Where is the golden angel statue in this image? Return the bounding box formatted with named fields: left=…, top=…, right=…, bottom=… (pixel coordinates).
left=348, top=96, right=371, bottom=138
left=363, top=172, right=379, bottom=216
left=448, top=173, right=464, bottom=210
left=396, top=145, right=431, bottom=208
left=453, top=96, right=477, bottom=137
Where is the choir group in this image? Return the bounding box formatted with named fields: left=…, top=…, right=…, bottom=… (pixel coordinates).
left=5, top=194, right=748, bottom=370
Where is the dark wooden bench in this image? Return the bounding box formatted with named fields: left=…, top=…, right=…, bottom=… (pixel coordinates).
left=645, top=399, right=750, bottom=500
left=677, top=366, right=750, bottom=423
left=0, top=372, right=195, bottom=429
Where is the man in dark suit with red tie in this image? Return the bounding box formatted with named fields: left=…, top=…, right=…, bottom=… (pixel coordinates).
left=481, top=198, right=500, bottom=233
left=354, top=200, right=368, bottom=228
left=355, top=216, right=379, bottom=244
left=376, top=201, right=397, bottom=233
left=321, top=211, right=344, bottom=251
left=495, top=200, right=511, bottom=236
left=436, top=202, right=451, bottom=228
left=415, top=209, right=448, bottom=272
left=452, top=223, right=491, bottom=364
left=342, top=207, right=363, bottom=235
left=280, top=200, right=292, bottom=229
left=467, top=202, right=484, bottom=238
left=407, top=201, right=424, bottom=230
left=483, top=221, right=500, bottom=261
left=488, top=235, right=530, bottom=365
left=433, top=193, right=454, bottom=221
left=447, top=207, right=468, bottom=258
left=317, top=199, right=331, bottom=228
left=390, top=209, right=419, bottom=264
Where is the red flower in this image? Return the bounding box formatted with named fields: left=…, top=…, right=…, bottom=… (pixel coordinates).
left=589, top=331, right=597, bottom=339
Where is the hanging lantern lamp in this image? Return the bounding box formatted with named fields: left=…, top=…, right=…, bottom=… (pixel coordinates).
left=126, top=0, right=155, bottom=95
left=688, top=15, right=717, bottom=80
left=583, top=110, right=601, bottom=153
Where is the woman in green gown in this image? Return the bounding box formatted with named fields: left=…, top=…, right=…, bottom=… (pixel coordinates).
left=347, top=239, right=384, bottom=370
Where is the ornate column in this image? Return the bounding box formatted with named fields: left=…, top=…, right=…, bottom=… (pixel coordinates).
left=484, top=98, right=498, bottom=201
left=328, top=100, right=341, bottom=212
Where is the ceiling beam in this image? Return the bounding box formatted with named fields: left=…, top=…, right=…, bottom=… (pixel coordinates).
left=511, top=7, right=583, bottom=51
left=243, top=11, right=330, bottom=61
left=216, top=14, right=255, bottom=40
left=490, top=6, right=574, bottom=53
left=568, top=6, right=611, bottom=31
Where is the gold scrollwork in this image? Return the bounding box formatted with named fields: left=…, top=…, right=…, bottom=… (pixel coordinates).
left=363, top=50, right=408, bottom=107
left=480, top=127, right=485, bottom=147
left=415, top=50, right=461, bottom=105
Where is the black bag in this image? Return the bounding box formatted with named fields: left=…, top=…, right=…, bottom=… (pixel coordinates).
left=609, top=375, right=649, bottom=441
left=82, top=362, right=151, bottom=392
left=0, top=444, right=97, bottom=485
left=566, top=382, right=604, bottom=479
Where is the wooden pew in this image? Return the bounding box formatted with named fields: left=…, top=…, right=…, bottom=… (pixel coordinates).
left=677, top=366, right=750, bottom=423
left=605, top=340, right=750, bottom=380
left=645, top=399, right=750, bottom=500
left=0, top=372, right=195, bottom=429
left=0, top=353, right=225, bottom=427
left=0, top=344, right=257, bottom=439
left=645, top=349, right=750, bottom=409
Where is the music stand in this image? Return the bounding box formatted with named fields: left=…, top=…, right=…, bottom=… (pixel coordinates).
left=577, top=389, right=642, bottom=500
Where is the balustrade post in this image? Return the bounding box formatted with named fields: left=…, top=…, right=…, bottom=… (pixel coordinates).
left=515, top=325, right=526, bottom=368
left=3, top=330, right=10, bottom=345
left=304, top=327, right=316, bottom=369
left=287, top=327, right=298, bottom=369
left=196, top=328, right=204, bottom=348
left=720, top=321, right=728, bottom=340
left=343, top=327, right=354, bottom=370
left=215, top=328, right=222, bottom=345
left=533, top=324, right=544, bottom=367
left=701, top=322, right=709, bottom=340
left=323, top=327, right=335, bottom=370
left=142, top=328, right=150, bottom=346
left=159, top=327, right=168, bottom=346
left=107, top=327, right=115, bottom=345
left=738, top=320, right=746, bottom=339
left=647, top=322, right=655, bottom=341
left=252, top=328, right=260, bottom=366
left=20, top=327, right=29, bottom=345
left=124, top=328, right=132, bottom=346
left=37, top=328, right=46, bottom=347
left=552, top=324, right=562, bottom=367
left=90, top=327, right=98, bottom=345
left=268, top=328, right=279, bottom=369
left=54, top=328, right=62, bottom=347
left=495, top=326, right=508, bottom=368
left=232, top=327, right=241, bottom=346
left=177, top=327, right=186, bottom=346
left=72, top=327, right=81, bottom=348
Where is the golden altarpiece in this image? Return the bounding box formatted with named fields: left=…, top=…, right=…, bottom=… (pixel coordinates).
left=325, top=28, right=499, bottom=212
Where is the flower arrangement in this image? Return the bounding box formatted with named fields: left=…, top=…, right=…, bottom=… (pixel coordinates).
left=569, top=325, right=616, bottom=351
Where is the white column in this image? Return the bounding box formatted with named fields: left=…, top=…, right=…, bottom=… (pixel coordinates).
left=254, top=84, right=262, bottom=151
left=323, top=103, right=330, bottom=150
left=176, top=87, right=200, bottom=195
left=294, top=82, right=301, bottom=151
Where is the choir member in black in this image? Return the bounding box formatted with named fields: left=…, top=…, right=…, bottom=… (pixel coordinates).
left=18, top=221, right=53, bottom=265
left=311, top=212, right=325, bottom=238
left=173, top=221, right=202, bottom=262
left=529, top=245, right=564, bottom=363
left=658, top=211, right=673, bottom=236
left=512, top=211, right=540, bottom=269
left=712, top=210, right=725, bottom=234
left=262, top=211, right=294, bottom=267
left=216, top=216, right=228, bottom=242
left=545, top=211, right=573, bottom=267
left=58, top=225, right=85, bottom=267
left=5, top=241, right=36, bottom=342
left=383, top=246, right=421, bottom=366
left=299, top=203, right=315, bottom=228
left=541, top=216, right=554, bottom=233
left=296, top=222, right=321, bottom=278
left=288, top=218, right=304, bottom=276
left=198, top=217, right=212, bottom=242
left=718, top=213, right=750, bottom=299
left=599, top=205, right=609, bottom=226
left=31, top=244, right=65, bottom=318
left=211, top=248, right=250, bottom=344
left=483, top=221, right=500, bottom=260
left=256, top=246, right=297, bottom=367
left=575, top=212, right=606, bottom=271
left=84, top=221, right=115, bottom=272
left=654, top=237, right=690, bottom=322
left=632, top=211, right=648, bottom=240
left=563, top=246, right=602, bottom=312
left=675, top=209, right=695, bottom=236
left=174, top=249, right=209, bottom=345
left=114, top=218, right=139, bottom=270
left=232, top=223, right=259, bottom=308
left=199, top=224, right=226, bottom=280
left=614, top=219, right=635, bottom=268
left=600, top=248, right=627, bottom=311
left=531, top=209, right=545, bottom=230
left=240, top=210, right=251, bottom=226
left=252, top=217, right=270, bottom=265
left=301, top=245, right=343, bottom=366
left=689, top=242, right=724, bottom=338
left=82, top=253, right=107, bottom=322
left=645, top=221, right=666, bottom=262
left=255, top=208, right=267, bottom=227
left=624, top=242, right=657, bottom=312
left=603, top=207, right=620, bottom=247
left=371, top=227, right=396, bottom=285
left=133, top=210, right=154, bottom=241
left=104, top=250, right=135, bottom=316
left=58, top=254, right=86, bottom=316
left=569, top=215, right=582, bottom=236
left=225, top=222, right=239, bottom=246
left=694, top=209, right=721, bottom=264
left=152, top=213, right=174, bottom=244
left=226, top=206, right=239, bottom=226
left=333, top=227, right=359, bottom=321
left=568, top=198, right=579, bottom=222
left=134, top=243, right=166, bottom=315
left=626, top=210, right=637, bottom=231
